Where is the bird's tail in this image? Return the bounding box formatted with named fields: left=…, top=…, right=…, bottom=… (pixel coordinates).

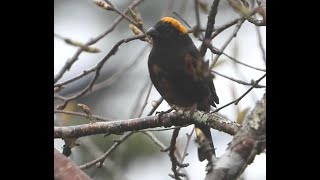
left=195, top=124, right=215, bottom=162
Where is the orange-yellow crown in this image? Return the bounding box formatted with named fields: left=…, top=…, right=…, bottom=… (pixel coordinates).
left=161, top=17, right=187, bottom=34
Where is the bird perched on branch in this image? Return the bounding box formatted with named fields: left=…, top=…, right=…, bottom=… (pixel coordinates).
left=146, top=17, right=219, bottom=162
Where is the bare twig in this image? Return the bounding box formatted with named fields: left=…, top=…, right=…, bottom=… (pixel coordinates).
left=173, top=11, right=191, bottom=28
left=56, top=34, right=146, bottom=110
left=89, top=44, right=149, bottom=94
left=212, top=70, right=265, bottom=88
left=199, top=0, right=221, bottom=56
left=177, top=128, right=194, bottom=172
left=256, top=26, right=266, bottom=63
left=223, top=51, right=265, bottom=71
left=54, top=110, right=112, bottom=121
left=104, top=0, right=145, bottom=32
left=135, top=81, right=153, bottom=117
left=211, top=17, right=242, bottom=40
left=54, top=33, right=100, bottom=53
left=54, top=109, right=241, bottom=139
left=142, top=131, right=168, bottom=151
left=139, top=126, right=181, bottom=132
left=194, top=0, right=201, bottom=29
left=168, top=128, right=188, bottom=179
left=148, top=97, right=164, bottom=116
left=209, top=19, right=245, bottom=69
left=213, top=73, right=266, bottom=112
left=79, top=131, right=134, bottom=169
left=206, top=43, right=266, bottom=72
left=55, top=43, right=148, bottom=90
left=193, top=0, right=204, bottom=39
left=54, top=0, right=144, bottom=84
left=54, top=95, right=66, bottom=101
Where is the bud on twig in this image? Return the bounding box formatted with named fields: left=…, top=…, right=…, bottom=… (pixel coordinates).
left=93, top=0, right=113, bottom=11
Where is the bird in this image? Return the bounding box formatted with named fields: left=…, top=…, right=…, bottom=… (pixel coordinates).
left=146, top=17, right=219, bottom=162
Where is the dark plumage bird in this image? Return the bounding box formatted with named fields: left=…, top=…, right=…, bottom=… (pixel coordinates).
left=146, top=17, right=219, bottom=161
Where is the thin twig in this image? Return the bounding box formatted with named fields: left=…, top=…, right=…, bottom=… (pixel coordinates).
left=54, top=0, right=144, bottom=84
left=104, top=0, right=145, bottom=32
left=142, top=131, right=168, bottom=151
left=212, top=70, right=265, bottom=88
left=79, top=131, right=134, bottom=169
left=177, top=128, right=194, bottom=172
left=206, top=43, right=266, bottom=72
left=199, top=0, right=221, bottom=56
left=168, top=128, right=188, bottom=180
left=193, top=0, right=204, bottom=39
left=54, top=110, right=112, bottom=121
left=211, top=17, right=242, bottom=40
left=56, top=34, right=146, bottom=110
left=139, top=127, right=181, bottom=132
left=209, top=19, right=245, bottom=69
left=54, top=33, right=100, bottom=53
left=173, top=11, right=191, bottom=28
left=222, top=51, right=266, bottom=72
left=194, top=0, right=201, bottom=29
left=147, top=97, right=164, bottom=116
left=54, top=95, right=66, bottom=101
left=255, top=26, right=266, bottom=63
left=89, top=44, right=149, bottom=95
left=213, top=73, right=266, bottom=112
left=136, top=81, right=153, bottom=117
left=55, top=44, right=148, bottom=90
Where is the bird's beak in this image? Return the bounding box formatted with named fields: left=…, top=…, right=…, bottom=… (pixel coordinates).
left=146, top=27, right=158, bottom=38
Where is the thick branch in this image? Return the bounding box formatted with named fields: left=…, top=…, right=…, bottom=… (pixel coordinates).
left=54, top=148, right=92, bottom=180
left=205, top=93, right=266, bottom=180
left=54, top=110, right=240, bottom=139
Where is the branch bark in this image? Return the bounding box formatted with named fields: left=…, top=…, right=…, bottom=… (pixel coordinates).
left=205, top=93, right=266, bottom=180
left=54, top=110, right=241, bottom=139
left=54, top=148, right=92, bottom=180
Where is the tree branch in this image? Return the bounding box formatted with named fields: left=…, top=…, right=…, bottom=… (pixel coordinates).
left=212, top=70, right=265, bottom=88
left=168, top=128, right=188, bottom=180
left=205, top=93, right=266, bottom=180
left=54, top=0, right=144, bottom=84
left=56, top=34, right=146, bottom=110
left=199, top=0, right=221, bottom=56
left=54, top=110, right=112, bottom=121
left=54, top=110, right=240, bottom=139
left=213, top=73, right=266, bottom=112
left=79, top=132, right=134, bottom=169
left=141, top=131, right=168, bottom=151
left=255, top=26, right=266, bottom=63
left=209, top=19, right=245, bottom=69
left=54, top=148, right=92, bottom=180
